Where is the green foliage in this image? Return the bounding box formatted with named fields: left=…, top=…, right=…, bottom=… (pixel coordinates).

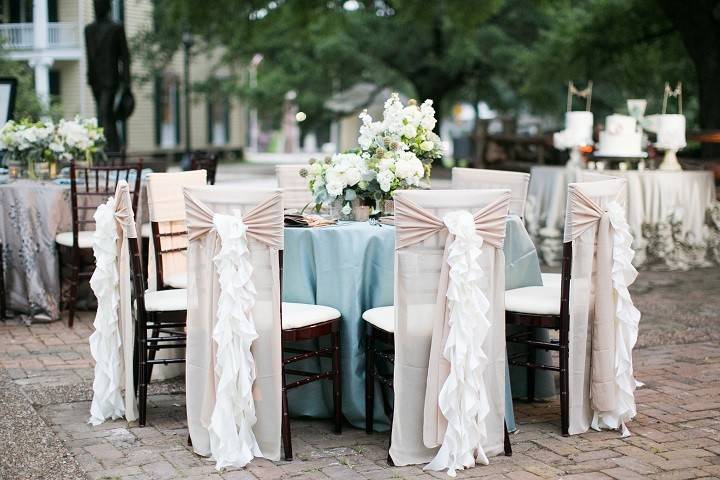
left=134, top=0, right=701, bottom=129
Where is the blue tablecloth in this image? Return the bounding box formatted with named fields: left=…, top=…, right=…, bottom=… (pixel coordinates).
left=282, top=217, right=551, bottom=431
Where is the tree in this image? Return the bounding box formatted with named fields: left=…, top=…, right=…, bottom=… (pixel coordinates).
left=657, top=0, right=720, bottom=157
left=133, top=0, right=543, bottom=131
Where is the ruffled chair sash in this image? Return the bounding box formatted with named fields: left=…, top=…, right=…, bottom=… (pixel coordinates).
left=565, top=181, right=641, bottom=436
left=89, top=181, right=138, bottom=425
left=184, top=190, right=282, bottom=469
left=394, top=193, right=510, bottom=476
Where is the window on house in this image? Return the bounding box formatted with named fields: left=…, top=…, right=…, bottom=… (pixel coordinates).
left=155, top=75, right=180, bottom=148
left=208, top=98, right=229, bottom=146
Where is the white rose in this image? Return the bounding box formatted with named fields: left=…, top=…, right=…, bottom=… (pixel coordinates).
left=420, top=140, right=434, bottom=151
left=344, top=167, right=362, bottom=186
left=377, top=170, right=395, bottom=192
left=341, top=203, right=352, bottom=216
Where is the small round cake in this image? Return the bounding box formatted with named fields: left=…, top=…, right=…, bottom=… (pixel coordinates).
left=553, top=111, right=594, bottom=149
left=655, top=114, right=686, bottom=150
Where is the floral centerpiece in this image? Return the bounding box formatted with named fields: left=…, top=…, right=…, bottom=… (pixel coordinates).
left=300, top=152, right=371, bottom=216
left=357, top=93, right=443, bottom=211
left=0, top=117, right=105, bottom=178
left=301, top=92, right=443, bottom=217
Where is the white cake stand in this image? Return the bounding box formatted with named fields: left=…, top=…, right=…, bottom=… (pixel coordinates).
left=654, top=143, right=684, bottom=171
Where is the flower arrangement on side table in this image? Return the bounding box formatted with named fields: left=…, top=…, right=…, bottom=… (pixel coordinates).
left=0, top=117, right=105, bottom=179
left=302, top=93, right=443, bottom=217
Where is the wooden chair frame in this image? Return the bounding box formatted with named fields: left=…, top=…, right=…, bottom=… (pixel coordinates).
left=189, top=152, right=218, bottom=185
left=279, top=251, right=342, bottom=461
left=59, top=161, right=142, bottom=327
left=506, top=241, right=572, bottom=436
left=150, top=221, right=188, bottom=291
left=128, top=235, right=186, bottom=427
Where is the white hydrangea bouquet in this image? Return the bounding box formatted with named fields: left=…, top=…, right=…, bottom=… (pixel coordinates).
left=300, top=152, right=372, bottom=215
left=301, top=92, right=442, bottom=217
left=358, top=93, right=442, bottom=210
left=0, top=116, right=105, bottom=178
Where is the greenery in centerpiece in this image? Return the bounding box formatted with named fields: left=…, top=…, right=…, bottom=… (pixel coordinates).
left=0, top=117, right=105, bottom=178
left=301, top=93, right=442, bottom=216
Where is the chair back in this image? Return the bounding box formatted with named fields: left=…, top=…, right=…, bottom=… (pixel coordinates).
left=183, top=185, right=283, bottom=460
left=389, top=188, right=510, bottom=465
left=146, top=170, right=207, bottom=290
left=577, top=171, right=619, bottom=183
left=189, top=151, right=218, bottom=184
left=70, top=161, right=142, bottom=246
left=276, top=164, right=312, bottom=211
left=562, top=177, right=630, bottom=435
left=451, top=167, right=530, bottom=218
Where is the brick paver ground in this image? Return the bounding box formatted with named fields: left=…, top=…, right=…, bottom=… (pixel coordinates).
left=1, top=267, right=718, bottom=479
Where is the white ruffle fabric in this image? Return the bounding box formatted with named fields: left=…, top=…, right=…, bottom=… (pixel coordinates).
left=89, top=196, right=124, bottom=425
left=424, top=211, right=492, bottom=477
left=591, top=201, right=641, bottom=437
left=207, top=211, right=263, bottom=469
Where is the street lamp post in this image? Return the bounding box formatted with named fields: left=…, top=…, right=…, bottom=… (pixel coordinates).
left=182, top=31, right=194, bottom=159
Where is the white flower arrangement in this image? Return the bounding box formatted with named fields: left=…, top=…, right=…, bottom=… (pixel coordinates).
left=300, top=152, right=371, bottom=212
left=301, top=92, right=442, bottom=216
left=0, top=116, right=105, bottom=173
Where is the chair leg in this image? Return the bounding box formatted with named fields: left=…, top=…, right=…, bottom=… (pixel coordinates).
left=503, top=421, right=513, bottom=456
left=332, top=323, right=342, bottom=434
left=67, top=250, right=79, bottom=328
left=146, top=313, right=159, bottom=381
left=526, top=342, right=535, bottom=403
left=138, top=314, right=148, bottom=426
left=365, top=328, right=375, bottom=434
left=560, top=344, right=569, bottom=436
left=281, top=367, right=292, bottom=460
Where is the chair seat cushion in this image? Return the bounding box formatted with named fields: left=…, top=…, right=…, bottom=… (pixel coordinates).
left=141, top=223, right=151, bottom=238
left=362, top=306, right=394, bottom=333
left=505, top=285, right=560, bottom=315
left=55, top=231, right=94, bottom=248
left=164, top=272, right=188, bottom=289
left=282, top=302, right=340, bottom=330
left=541, top=273, right=561, bottom=288
left=144, top=288, right=188, bottom=312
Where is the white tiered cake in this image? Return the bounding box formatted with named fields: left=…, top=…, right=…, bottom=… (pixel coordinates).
left=596, top=114, right=644, bottom=157
left=553, top=111, right=594, bottom=149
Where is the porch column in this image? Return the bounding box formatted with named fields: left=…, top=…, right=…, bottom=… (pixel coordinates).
left=33, top=0, right=49, bottom=50
left=29, top=57, right=54, bottom=109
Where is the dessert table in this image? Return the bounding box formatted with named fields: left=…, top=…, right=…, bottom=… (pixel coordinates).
left=282, top=217, right=554, bottom=432
left=525, top=166, right=719, bottom=269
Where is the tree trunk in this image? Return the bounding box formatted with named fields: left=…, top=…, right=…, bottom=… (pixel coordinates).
left=657, top=0, right=720, bottom=158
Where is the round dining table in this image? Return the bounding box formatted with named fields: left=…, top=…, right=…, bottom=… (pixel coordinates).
left=282, top=217, right=554, bottom=432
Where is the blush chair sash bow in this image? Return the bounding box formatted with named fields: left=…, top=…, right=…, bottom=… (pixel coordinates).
left=394, top=192, right=510, bottom=476
left=89, top=181, right=139, bottom=425
left=564, top=180, right=641, bottom=436
left=184, top=190, right=283, bottom=469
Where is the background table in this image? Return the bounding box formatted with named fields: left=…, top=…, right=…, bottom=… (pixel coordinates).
left=0, top=181, right=71, bottom=321
left=283, top=217, right=553, bottom=432
left=526, top=166, right=719, bottom=270
left=0, top=179, right=148, bottom=322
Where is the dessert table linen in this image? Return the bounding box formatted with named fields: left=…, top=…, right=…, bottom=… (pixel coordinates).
left=282, top=214, right=550, bottom=432
left=526, top=166, right=718, bottom=269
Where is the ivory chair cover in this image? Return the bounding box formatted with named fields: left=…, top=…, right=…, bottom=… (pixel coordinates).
left=390, top=189, right=510, bottom=475
left=145, top=170, right=207, bottom=380
left=146, top=170, right=207, bottom=291
left=451, top=167, right=530, bottom=218
left=563, top=178, right=641, bottom=436
left=276, top=164, right=313, bottom=211
left=184, top=186, right=283, bottom=468
left=578, top=171, right=619, bottom=182
left=88, top=181, right=138, bottom=425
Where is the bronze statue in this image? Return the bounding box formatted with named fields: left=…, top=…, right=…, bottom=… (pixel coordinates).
left=84, top=0, right=132, bottom=153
